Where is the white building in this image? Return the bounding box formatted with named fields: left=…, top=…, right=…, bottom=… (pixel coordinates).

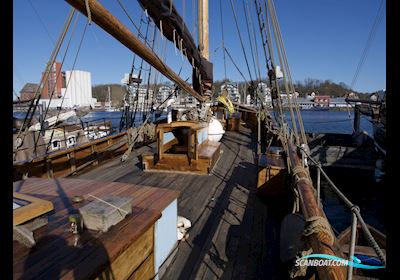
left=221, top=83, right=240, bottom=103
left=130, top=85, right=154, bottom=106
left=39, top=70, right=97, bottom=108
left=157, top=86, right=173, bottom=105
left=256, top=82, right=271, bottom=104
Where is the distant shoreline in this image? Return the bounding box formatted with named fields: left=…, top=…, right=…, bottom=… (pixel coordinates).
left=281, top=107, right=354, bottom=112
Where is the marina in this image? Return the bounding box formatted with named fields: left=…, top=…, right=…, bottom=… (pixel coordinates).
left=13, top=0, right=386, bottom=279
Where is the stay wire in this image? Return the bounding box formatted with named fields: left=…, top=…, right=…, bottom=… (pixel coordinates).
left=229, top=0, right=254, bottom=84
left=46, top=20, right=90, bottom=153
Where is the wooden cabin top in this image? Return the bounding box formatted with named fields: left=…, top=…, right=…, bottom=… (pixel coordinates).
left=13, top=178, right=179, bottom=280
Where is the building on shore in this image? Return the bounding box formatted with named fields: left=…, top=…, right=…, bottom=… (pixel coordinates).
left=295, top=97, right=314, bottom=109
left=329, top=97, right=352, bottom=108
left=19, top=62, right=97, bottom=109
left=19, top=83, right=40, bottom=101
left=313, top=95, right=330, bottom=108
left=157, top=85, right=173, bottom=106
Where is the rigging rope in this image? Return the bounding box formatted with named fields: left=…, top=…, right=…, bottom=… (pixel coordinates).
left=31, top=13, right=80, bottom=154
left=269, top=0, right=307, bottom=145
left=254, top=0, right=287, bottom=149
left=14, top=8, right=76, bottom=161
left=245, top=0, right=262, bottom=82
left=219, top=0, right=227, bottom=84
left=350, top=0, right=385, bottom=90
left=243, top=0, right=260, bottom=83
left=84, top=0, right=92, bottom=24
left=228, top=0, right=255, bottom=84
left=45, top=20, right=90, bottom=153
left=115, top=0, right=156, bottom=50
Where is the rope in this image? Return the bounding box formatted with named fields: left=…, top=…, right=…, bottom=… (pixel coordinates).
left=299, top=145, right=386, bottom=265
left=88, top=194, right=129, bottom=214
left=33, top=14, right=80, bottom=155
left=303, top=216, right=335, bottom=245
left=84, top=0, right=92, bottom=24
left=291, top=165, right=308, bottom=178
left=246, top=0, right=262, bottom=82
left=14, top=8, right=76, bottom=161
left=289, top=248, right=313, bottom=278
left=224, top=47, right=249, bottom=86
left=242, top=0, right=260, bottom=83
left=269, top=0, right=307, bottom=145
left=267, top=0, right=300, bottom=145
left=115, top=0, right=153, bottom=49
left=228, top=0, right=254, bottom=83
left=45, top=21, right=89, bottom=153
left=350, top=0, right=384, bottom=89
left=219, top=0, right=227, bottom=83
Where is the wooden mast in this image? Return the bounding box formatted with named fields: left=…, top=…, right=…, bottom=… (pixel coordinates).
left=287, top=143, right=347, bottom=279
left=65, top=0, right=205, bottom=102
left=198, top=0, right=209, bottom=60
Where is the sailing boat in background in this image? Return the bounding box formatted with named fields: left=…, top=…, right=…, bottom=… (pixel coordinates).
left=105, top=85, right=117, bottom=111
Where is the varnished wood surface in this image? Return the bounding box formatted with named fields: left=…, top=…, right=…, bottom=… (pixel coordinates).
left=13, top=178, right=179, bottom=280
left=75, top=125, right=284, bottom=279
left=13, top=192, right=54, bottom=226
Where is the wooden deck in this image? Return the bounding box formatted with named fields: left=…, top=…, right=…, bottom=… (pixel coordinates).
left=75, top=124, right=287, bottom=279
left=13, top=178, right=180, bottom=279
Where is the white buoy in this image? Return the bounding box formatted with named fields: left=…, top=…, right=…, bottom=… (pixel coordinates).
left=208, top=117, right=225, bottom=142
left=166, top=98, right=175, bottom=124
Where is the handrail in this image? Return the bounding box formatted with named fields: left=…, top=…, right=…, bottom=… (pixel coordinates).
left=297, top=145, right=386, bottom=268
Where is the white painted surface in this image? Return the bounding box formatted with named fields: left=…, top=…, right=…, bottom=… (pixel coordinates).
left=208, top=117, right=225, bottom=142
left=154, top=199, right=178, bottom=279
left=64, top=70, right=95, bottom=108
left=13, top=202, right=21, bottom=210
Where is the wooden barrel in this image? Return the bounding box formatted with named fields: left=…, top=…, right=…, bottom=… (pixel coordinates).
left=226, top=112, right=241, bottom=131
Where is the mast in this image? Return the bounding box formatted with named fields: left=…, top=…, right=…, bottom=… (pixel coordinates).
left=198, top=0, right=209, bottom=60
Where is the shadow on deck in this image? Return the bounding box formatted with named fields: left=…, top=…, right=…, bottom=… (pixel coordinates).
left=75, top=125, right=286, bottom=279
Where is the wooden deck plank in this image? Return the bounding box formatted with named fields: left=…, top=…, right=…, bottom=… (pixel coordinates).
left=72, top=125, right=278, bottom=280
left=13, top=178, right=180, bottom=280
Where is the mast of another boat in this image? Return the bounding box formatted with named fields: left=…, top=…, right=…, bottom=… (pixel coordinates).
left=108, top=86, right=111, bottom=110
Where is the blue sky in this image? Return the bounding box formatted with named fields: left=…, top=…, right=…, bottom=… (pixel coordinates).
left=13, top=0, right=385, bottom=96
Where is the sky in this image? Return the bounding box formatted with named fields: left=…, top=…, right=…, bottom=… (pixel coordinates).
left=13, top=0, right=386, bottom=97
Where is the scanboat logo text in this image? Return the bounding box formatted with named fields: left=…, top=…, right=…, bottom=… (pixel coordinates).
left=295, top=254, right=384, bottom=270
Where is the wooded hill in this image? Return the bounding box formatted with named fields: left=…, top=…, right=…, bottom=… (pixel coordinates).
left=92, top=84, right=126, bottom=106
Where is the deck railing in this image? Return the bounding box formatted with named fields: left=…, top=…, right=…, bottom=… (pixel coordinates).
left=298, top=145, right=386, bottom=279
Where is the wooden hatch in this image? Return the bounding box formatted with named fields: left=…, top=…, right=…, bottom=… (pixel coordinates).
left=142, top=121, right=222, bottom=174
left=13, top=192, right=54, bottom=226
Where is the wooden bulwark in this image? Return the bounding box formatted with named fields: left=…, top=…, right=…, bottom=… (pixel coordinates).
left=256, top=152, right=287, bottom=197
left=13, top=131, right=129, bottom=181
